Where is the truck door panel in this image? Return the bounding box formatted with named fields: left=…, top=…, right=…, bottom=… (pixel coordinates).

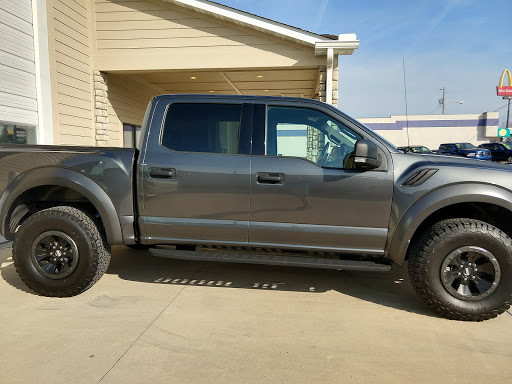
left=249, top=103, right=393, bottom=254
left=139, top=99, right=252, bottom=245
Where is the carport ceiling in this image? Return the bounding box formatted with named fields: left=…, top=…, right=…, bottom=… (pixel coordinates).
left=118, top=68, right=319, bottom=98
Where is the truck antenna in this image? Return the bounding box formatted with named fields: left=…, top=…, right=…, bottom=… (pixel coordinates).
left=402, top=57, right=410, bottom=146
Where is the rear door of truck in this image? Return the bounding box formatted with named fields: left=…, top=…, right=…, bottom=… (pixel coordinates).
left=138, top=96, right=253, bottom=246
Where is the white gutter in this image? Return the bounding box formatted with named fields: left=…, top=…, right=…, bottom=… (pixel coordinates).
left=315, top=34, right=360, bottom=56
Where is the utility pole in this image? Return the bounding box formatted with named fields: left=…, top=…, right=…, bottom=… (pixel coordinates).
left=438, top=87, right=462, bottom=114
left=441, top=87, right=446, bottom=114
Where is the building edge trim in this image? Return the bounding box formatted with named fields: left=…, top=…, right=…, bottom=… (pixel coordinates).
left=32, top=0, right=54, bottom=145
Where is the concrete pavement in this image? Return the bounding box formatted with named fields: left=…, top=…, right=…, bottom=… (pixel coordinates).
left=1, top=246, right=511, bottom=384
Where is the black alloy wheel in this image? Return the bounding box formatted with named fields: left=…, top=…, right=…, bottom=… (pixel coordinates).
left=440, top=246, right=500, bottom=301
left=31, top=231, right=80, bottom=280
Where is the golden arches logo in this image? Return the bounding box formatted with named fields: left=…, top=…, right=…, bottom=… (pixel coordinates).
left=497, top=69, right=512, bottom=97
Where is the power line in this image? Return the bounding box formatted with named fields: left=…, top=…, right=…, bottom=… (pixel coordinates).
left=493, top=103, right=511, bottom=112
left=427, top=106, right=442, bottom=115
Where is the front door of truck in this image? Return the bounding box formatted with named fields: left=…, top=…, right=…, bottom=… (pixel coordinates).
left=139, top=98, right=252, bottom=246
left=249, top=103, right=394, bottom=255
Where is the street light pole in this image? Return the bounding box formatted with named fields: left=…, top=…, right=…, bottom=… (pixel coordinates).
left=507, top=98, right=511, bottom=129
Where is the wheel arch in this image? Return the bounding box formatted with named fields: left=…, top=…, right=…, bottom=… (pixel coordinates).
left=0, top=167, right=123, bottom=245
left=386, top=183, right=512, bottom=265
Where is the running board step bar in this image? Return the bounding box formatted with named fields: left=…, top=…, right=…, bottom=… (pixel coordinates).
left=148, top=248, right=391, bottom=272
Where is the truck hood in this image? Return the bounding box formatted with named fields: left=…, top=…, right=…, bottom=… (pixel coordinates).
left=421, top=153, right=512, bottom=171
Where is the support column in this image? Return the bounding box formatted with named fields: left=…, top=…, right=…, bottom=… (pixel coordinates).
left=93, top=71, right=109, bottom=147
left=332, top=55, right=339, bottom=107
left=309, top=57, right=339, bottom=162
left=315, top=59, right=338, bottom=107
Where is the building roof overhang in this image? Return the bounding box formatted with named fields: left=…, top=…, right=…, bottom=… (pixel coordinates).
left=163, top=0, right=359, bottom=55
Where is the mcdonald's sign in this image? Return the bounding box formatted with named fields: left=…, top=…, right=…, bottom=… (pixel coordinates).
left=497, top=69, right=512, bottom=97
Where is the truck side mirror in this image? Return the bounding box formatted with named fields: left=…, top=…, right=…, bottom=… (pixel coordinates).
left=354, top=139, right=382, bottom=170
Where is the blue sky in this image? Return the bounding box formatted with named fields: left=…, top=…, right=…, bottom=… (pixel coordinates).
left=214, top=0, right=512, bottom=125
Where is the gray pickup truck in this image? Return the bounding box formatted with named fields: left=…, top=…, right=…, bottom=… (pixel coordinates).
left=1, top=95, right=511, bottom=321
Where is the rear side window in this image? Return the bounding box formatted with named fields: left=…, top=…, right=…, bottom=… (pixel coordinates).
left=162, top=103, right=242, bottom=154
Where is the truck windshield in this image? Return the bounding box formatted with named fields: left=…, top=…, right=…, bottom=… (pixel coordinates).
left=456, top=143, right=475, bottom=149
left=410, top=146, right=431, bottom=153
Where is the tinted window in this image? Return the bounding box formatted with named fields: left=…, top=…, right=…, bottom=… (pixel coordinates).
left=162, top=103, right=242, bottom=154
left=266, top=106, right=362, bottom=168
left=410, top=146, right=431, bottom=153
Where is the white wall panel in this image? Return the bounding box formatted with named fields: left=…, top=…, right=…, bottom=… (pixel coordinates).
left=0, top=1, right=38, bottom=128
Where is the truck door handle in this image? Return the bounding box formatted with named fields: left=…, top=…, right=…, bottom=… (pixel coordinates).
left=149, top=167, right=176, bottom=179
left=257, top=173, right=284, bottom=184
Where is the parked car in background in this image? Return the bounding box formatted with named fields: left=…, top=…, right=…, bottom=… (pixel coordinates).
left=478, top=142, right=512, bottom=164
left=437, top=143, right=492, bottom=160
left=397, top=145, right=433, bottom=154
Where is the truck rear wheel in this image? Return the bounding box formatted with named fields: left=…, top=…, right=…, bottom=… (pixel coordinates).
left=408, top=218, right=512, bottom=321
left=12, top=206, right=111, bottom=297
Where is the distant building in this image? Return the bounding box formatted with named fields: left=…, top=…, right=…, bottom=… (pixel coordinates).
left=358, top=112, right=500, bottom=149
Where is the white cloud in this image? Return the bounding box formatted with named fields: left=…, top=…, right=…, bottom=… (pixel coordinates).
left=313, top=0, right=329, bottom=31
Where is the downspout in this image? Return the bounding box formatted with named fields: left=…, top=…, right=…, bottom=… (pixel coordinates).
left=326, top=48, right=334, bottom=105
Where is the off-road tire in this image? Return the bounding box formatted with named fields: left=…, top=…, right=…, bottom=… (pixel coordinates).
left=12, top=206, right=111, bottom=297
left=408, top=218, right=512, bottom=321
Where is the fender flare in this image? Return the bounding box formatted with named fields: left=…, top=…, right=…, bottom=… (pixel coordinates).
left=0, top=167, right=123, bottom=244
left=386, top=183, right=512, bottom=265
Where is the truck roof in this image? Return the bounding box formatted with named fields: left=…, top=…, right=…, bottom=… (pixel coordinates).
left=153, top=94, right=327, bottom=105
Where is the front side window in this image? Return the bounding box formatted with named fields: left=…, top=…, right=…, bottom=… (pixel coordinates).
left=162, top=103, right=241, bottom=154
left=266, top=106, right=362, bottom=168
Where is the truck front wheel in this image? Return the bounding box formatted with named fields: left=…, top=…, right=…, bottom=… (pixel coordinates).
left=12, top=206, right=111, bottom=297
left=408, top=218, right=512, bottom=321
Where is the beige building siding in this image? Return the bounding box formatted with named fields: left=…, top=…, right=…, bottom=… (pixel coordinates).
left=105, top=74, right=158, bottom=146
left=94, top=0, right=322, bottom=71
left=48, top=0, right=94, bottom=145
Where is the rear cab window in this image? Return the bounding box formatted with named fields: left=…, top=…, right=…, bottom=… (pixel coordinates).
left=161, top=103, right=242, bottom=154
